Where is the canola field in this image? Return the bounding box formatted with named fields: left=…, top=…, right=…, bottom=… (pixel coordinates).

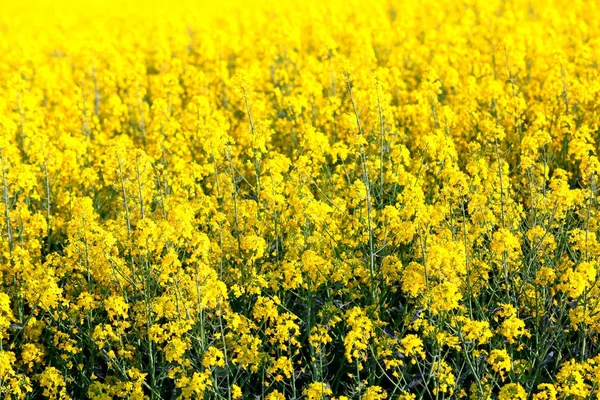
left=1, top=0, right=600, bottom=398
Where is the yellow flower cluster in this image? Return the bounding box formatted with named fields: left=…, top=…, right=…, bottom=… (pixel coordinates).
left=1, top=0, right=600, bottom=398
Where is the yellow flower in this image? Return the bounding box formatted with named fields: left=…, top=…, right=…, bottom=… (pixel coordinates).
left=21, top=343, right=45, bottom=371
left=556, top=359, right=590, bottom=399
left=400, top=334, right=426, bottom=362
left=432, top=360, right=455, bottom=396
left=533, top=383, right=557, bottom=400
left=429, top=282, right=462, bottom=314
left=104, top=295, right=129, bottom=320
left=460, top=317, right=493, bottom=345
left=304, top=382, right=333, bottom=400
left=498, top=383, right=527, bottom=400
left=37, top=367, right=68, bottom=399
left=488, top=349, right=512, bottom=379
left=535, top=267, right=556, bottom=286
left=344, top=307, right=374, bottom=366
left=177, top=371, right=212, bottom=399
left=232, top=384, right=243, bottom=399
left=0, top=292, right=14, bottom=333
left=469, top=380, right=492, bottom=400
left=498, top=315, right=529, bottom=344
left=361, top=386, right=387, bottom=400
left=165, top=337, right=189, bottom=364
left=496, top=304, right=530, bottom=344
left=397, top=392, right=416, bottom=400
left=266, top=389, right=286, bottom=400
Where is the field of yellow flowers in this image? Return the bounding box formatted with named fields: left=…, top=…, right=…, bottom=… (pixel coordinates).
left=1, top=0, right=600, bottom=398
